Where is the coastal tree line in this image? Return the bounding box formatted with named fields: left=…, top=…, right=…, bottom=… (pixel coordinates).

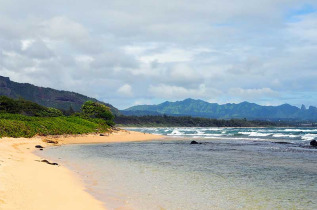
left=0, top=96, right=114, bottom=137
left=114, top=115, right=285, bottom=127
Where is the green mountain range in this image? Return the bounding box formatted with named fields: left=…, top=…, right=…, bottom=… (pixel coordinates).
left=2, top=76, right=316, bottom=121
left=123, top=98, right=317, bottom=120
left=0, top=76, right=119, bottom=115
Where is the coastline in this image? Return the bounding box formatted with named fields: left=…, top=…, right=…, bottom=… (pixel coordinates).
left=0, top=130, right=164, bottom=210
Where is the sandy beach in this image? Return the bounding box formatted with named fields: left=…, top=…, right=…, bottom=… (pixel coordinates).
left=0, top=130, right=163, bottom=210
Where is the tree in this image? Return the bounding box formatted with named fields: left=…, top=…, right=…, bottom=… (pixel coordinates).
left=81, top=101, right=114, bottom=124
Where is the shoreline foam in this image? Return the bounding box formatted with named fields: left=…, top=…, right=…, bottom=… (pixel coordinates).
left=0, top=130, right=164, bottom=210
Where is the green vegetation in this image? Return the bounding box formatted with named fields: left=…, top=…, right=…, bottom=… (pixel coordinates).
left=0, top=96, right=114, bottom=138
left=0, top=96, right=63, bottom=117
left=81, top=101, right=114, bottom=126
left=114, top=115, right=285, bottom=127
left=0, top=113, right=110, bottom=138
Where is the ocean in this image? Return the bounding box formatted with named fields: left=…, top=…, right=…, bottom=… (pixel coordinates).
left=37, top=127, right=317, bottom=209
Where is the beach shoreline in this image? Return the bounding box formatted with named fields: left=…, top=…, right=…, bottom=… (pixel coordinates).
left=0, top=130, right=164, bottom=210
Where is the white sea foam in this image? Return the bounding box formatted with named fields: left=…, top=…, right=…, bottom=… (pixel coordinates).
left=249, top=132, right=272, bottom=137
left=239, top=132, right=252, bottom=135
left=238, top=132, right=271, bottom=137
left=284, top=129, right=317, bottom=132
left=284, top=129, right=301, bottom=132
left=301, top=134, right=317, bottom=141
left=272, top=134, right=298, bottom=138
left=132, top=127, right=317, bottom=142
left=185, top=133, right=225, bottom=137
left=167, top=129, right=184, bottom=136
left=196, top=130, right=205, bottom=135
left=289, top=135, right=298, bottom=138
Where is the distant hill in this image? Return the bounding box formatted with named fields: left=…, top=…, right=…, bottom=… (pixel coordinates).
left=123, top=98, right=317, bottom=120
left=0, top=76, right=120, bottom=115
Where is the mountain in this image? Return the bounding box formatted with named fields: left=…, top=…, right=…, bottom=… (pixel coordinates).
left=0, top=76, right=120, bottom=115
left=123, top=98, right=317, bottom=120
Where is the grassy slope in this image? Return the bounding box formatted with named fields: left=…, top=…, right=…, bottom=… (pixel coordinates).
left=0, top=113, right=110, bottom=138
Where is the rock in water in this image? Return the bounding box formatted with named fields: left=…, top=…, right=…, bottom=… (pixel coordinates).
left=190, top=141, right=199, bottom=144
left=35, top=145, right=44, bottom=149
left=310, top=140, right=317, bottom=147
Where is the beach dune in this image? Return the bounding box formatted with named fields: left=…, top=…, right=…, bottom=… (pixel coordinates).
left=0, top=130, right=163, bottom=210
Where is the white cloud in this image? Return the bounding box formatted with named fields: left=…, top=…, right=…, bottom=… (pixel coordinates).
left=22, top=40, right=54, bottom=59
left=228, top=88, right=279, bottom=99
left=0, top=0, right=317, bottom=108
left=140, top=48, right=194, bottom=63
left=149, top=84, right=221, bottom=99
left=287, top=13, right=317, bottom=43
left=117, top=84, right=133, bottom=97
left=21, top=39, right=35, bottom=51
left=39, top=16, right=89, bottom=41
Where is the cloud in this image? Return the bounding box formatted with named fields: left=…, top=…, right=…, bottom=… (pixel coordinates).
left=228, top=88, right=279, bottom=99
left=149, top=84, right=221, bottom=99
left=0, top=1, right=317, bottom=109
left=22, top=40, right=54, bottom=59
left=117, top=84, right=133, bottom=97
left=287, top=13, right=317, bottom=43
left=40, top=16, right=89, bottom=41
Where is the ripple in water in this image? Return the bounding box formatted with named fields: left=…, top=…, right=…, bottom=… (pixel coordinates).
left=38, top=127, right=317, bottom=209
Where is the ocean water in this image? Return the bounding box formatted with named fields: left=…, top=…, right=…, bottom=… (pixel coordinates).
left=38, top=127, right=317, bottom=209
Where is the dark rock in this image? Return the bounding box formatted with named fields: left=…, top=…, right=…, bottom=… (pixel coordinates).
left=190, top=140, right=200, bottom=144
left=100, top=134, right=105, bottom=136
left=44, top=139, right=58, bottom=144
left=41, top=160, right=58, bottom=165
left=274, top=141, right=292, bottom=145
left=35, top=145, right=44, bottom=149
left=40, top=149, right=43, bottom=151
left=310, top=140, right=317, bottom=147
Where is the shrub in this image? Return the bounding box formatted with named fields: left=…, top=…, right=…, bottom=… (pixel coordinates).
left=81, top=101, right=114, bottom=124
left=0, top=113, right=111, bottom=138
left=47, top=107, right=63, bottom=117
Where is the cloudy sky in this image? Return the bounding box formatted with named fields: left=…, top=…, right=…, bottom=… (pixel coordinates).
left=0, top=0, right=317, bottom=109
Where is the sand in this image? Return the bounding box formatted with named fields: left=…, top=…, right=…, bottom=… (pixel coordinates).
left=0, top=130, right=164, bottom=210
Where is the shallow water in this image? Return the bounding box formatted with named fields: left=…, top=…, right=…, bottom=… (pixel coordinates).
left=38, top=127, right=317, bottom=209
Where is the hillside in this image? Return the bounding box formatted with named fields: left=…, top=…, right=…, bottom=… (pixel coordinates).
left=0, top=76, right=119, bottom=115
left=123, top=98, right=317, bottom=120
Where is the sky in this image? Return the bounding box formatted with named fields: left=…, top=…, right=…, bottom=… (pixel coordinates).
left=0, top=0, right=317, bottom=109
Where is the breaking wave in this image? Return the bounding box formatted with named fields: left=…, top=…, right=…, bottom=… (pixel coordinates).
left=127, top=127, right=317, bottom=142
